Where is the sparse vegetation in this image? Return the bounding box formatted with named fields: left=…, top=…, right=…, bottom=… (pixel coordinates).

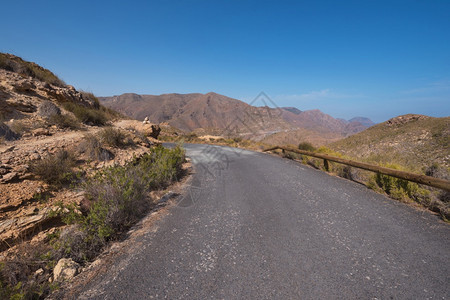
left=99, top=127, right=127, bottom=148
left=30, top=150, right=78, bottom=186
left=0, top=145, right=186, bottom=298
left=298, top=142, right=315, bottom=152
left=52, top=145, right=185, bottom=262
left=62, top=102, right=108, bottom=126
left=48, top=113, right=81, bottom=130
left=0, top=242, right=56, bottom=300
left=80, top=134, right=114, bottom=161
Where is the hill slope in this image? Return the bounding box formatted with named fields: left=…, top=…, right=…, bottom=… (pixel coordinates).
left=329, top=114, right=450, bottom=171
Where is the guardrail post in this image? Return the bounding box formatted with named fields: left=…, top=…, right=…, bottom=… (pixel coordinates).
left=324, top=159, right=330, bottom=172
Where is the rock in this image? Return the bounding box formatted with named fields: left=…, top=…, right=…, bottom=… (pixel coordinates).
left=53, top=258, right=80, bottom=282
left=13, top=80, right=35, bottom=93
left=1, top=172, right=18, bottom=183
left=35, top=268, right=44, bottom=277
left=98, top=148, right=114, bottom=161
left=149, top=124, right=161, bottom=139
left=37, top=101, right=61, bottom=118
left=31, top=128, right=50, bottom=137
left=0, top=122, right=19, bottom=141
left=10, top=100, right=37, bottom=113
left=30, top=153, right=41, bottom=160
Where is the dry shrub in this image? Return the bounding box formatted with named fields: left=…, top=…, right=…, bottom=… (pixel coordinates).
left=62, top=102, right=107, bottom=126
left=30, top=150, right=77, bottom=186
left=99, top=127, right=126, bottom=147
left=48, top=114, right=80, bottom=130
left=80, top=134, right=114, bottom=161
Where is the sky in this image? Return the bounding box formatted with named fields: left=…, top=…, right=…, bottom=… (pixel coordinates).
left=1, top=0, right=449, bottom=123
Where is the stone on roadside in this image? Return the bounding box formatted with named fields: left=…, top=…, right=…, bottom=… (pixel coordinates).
left=53, top=258, right=80, bottom=282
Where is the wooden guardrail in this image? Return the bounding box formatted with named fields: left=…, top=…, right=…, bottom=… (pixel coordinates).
left=263, top=145, right=450, bottom=192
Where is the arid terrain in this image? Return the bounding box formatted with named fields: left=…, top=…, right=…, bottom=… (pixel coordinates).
left=0, top=54, right=187, bottom=298
left=329, top=114, right=450, bottom=171
left=99, top=92, right=374, bottom=145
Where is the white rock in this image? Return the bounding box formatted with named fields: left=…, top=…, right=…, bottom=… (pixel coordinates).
left=53, top=258, right=80, bottom=281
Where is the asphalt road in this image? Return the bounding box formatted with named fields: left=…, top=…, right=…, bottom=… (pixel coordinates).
left=77, top=144, right=449, bottom=299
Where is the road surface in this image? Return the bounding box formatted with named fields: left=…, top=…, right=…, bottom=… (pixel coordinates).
left=76, top=144, right=449, bottom=299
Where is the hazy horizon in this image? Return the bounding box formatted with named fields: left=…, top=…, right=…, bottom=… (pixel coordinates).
left=1, top=0, right=449, bottom=123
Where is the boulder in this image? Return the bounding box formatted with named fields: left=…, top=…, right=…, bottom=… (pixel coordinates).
left=0, top=171, right=17, bottom=183
left=37, top=101, right=61, bottom=119
left=53, top=258, right=80, bottom=282
left=0, top=122, right=18, bottom=141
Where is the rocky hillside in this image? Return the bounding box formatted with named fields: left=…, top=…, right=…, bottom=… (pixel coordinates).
left=329, top=114, right=450, bottom=171
left=100, top=92, right=374, bottom=144
left=0, top=54, right=163, bottom=277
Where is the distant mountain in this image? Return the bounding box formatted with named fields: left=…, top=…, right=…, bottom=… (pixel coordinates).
left=282, top=107, right=302, bottom=115
left=100, top=92, right=373, bottom=144
left=348, top=117, right=376, bottom=128
left=329, top=114, right=450, bottom=170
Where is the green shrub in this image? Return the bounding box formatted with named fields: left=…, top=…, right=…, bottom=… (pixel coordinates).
left=30, top=150, right=77, bottom=186
left=62, top=102, right=107, bottom=126
left=368, top=164, right=419, bottom=201
left=55, top=145, right=185, bottom=262
left=298, top=142, right=315, bottom=152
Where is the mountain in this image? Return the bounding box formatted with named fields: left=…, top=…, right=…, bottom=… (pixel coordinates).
left=100, top=92, right=373, bottom=144
left=100, top=92, right=295, bottom=140
left=329, top=114, right=450, bottom=171
left=282, top=107, right=302, bottom=115
left=348, top=117, right=376, bottom=128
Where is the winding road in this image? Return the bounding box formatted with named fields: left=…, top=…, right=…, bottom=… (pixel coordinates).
left=75, top=144, right=449, bottom=299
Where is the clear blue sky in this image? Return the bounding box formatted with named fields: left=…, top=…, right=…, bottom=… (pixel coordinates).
left=1, top=0, right=449, bottom=122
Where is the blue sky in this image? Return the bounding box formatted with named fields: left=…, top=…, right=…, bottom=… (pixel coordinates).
left=1, top=0, right=449, bottom=122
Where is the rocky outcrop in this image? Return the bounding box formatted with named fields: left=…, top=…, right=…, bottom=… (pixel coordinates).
left=0, top=69, right=98, bottom=122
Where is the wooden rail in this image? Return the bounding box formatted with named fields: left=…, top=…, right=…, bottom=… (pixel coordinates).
left=263, top=145, right=450, bottom=192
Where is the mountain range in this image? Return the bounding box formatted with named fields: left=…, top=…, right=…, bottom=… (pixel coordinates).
left=99, top=92, right=375, bottom=144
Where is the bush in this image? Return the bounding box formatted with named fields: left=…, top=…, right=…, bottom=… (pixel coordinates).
left=367, top=164, right=420, bottom=201
left=55, top=145, right=185, bottom=262
left=62, top=102, right=107, bottom=126
left=80, top=134, right=114, bottom=161
left=30, top=150, right=77, bottom=186
left=48, top=114, right=80, bottom=130
left=99, top=127, right=126, bottom=148
left=298, top=142, right=315, bottom=152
